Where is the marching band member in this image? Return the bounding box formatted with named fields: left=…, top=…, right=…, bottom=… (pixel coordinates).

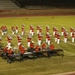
left=46, top=26, right=50, bottom=34
left=7, top=46, right=14, bottom=62
left=27, top=36, right=31, bottom=48
left=55, top=32, right=58, bottom=42
left=3, top=26, right=7, bottom=35
left=30, top=25, right=32, bottom=34
left=37, top=26, right=40, bottom=34
left=46, top=32, right=49, bottom=43
left=61, top=27, right=65, bottom=36
left=7, top=36, right=12, bottom=46
left=31, top=27, right=34, bottom=36
left=57, top=33, right=60, bottom=44
left=53, top=27, right=56, bottom=35
left=0, top=26, right=7, bottom=35
left=11, top=26, right=15, bottom=35
left=41, top=42, right=46, bottom=50
left=35, top=45, right=40, bottom=52
left=19, top=45, right=26, bottom=59
left=72, top=31, right=75, bottom=43
left=30, top=41, right=34, bottom=49
left=70, top=27, right=74, bottom=36
left=64, top=31, right=68, bottom=43
left=47, top=42, right=55, bottom=57
left=38, top=33, right=42, bottom=46
left=50, top=42, right=55, bottom=50
left=17, top=35, right=22, bottom=46
left=1, top=26, right=4, bottom=35
left=47, top=34, right=51, bottom=46
left=0, top=37, right=2, bottom=44
left=15, top=25, right=18, bottom=34
left=4, top=45, right=8, bottom=54
left=39, top=27, right=42, bottom=34
left=53, top=27, right=58, bottom=36
left=21, top=24, right=25, bottom=35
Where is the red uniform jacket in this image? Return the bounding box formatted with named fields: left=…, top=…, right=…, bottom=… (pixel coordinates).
left=7, top=36, right=12, bottom=43
left=64, top=32, right=68, bottom=38
left=72, top=32, right=75, bottom=38
left=7, top=49, right=13, bottom=56
left=30, top=43, right=34, bottom=48
left=42, top=43, right=46, bottom=49
left=20, top=47, right=26, bottom=54
left=17, top=35, right=22, bottom=43
left=4, top=47, right=8, bottom=53
left=27, top=37, right=31, bottom=42
left=57, top=34, right=60, bottom=39
left=50, top=44, right=55, bottom=50
left=35, top=45, right=40, bottom=52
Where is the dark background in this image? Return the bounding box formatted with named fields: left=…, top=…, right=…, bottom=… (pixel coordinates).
left=14, top=0, right=75, bottom=8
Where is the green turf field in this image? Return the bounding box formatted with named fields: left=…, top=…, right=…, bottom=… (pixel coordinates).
left=0, top=16, right=75, bottom=75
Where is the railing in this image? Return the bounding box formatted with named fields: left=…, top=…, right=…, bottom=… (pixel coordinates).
left=12, top=0, right=20, bottom=7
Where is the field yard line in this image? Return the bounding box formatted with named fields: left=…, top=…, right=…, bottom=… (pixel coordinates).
left=52, top=71, right=75, bottom=75
left=64, top=50, right=75, bottom=56
left=0, top=65, right=46, bottom=72
left=50, top=17, right=75, bottom=25
left=68, top=41, right=75, bottom=46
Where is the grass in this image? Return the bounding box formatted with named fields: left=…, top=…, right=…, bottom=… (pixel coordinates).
left=0, top=16, right=75, bottom=75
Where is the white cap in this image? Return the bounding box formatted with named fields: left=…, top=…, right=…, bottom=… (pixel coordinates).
left=32, top=41, right=34, bottom=43
left=8, top=46, right=12, bottom=50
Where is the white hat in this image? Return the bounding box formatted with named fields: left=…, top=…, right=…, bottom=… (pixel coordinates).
left=32, top=41, right=34, bottom=43
left=8, top=46, right=12, bottom=50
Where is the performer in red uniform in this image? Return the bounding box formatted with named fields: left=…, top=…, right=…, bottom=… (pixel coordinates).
left=55, top=32, right=58, bottom=42
left=39, top=27, right=42, bottom=34
left=37, top=26, right=40, bottom=34
left=72, top=31, right=75, bottom=43
left=57, top=33, right=60, bottom=44
left=0, top=37, right=2, bottom=44
left=1, top=26, right=6, bottom=35
left=20, top=46, right=26, bottom=54
left=64, top=31, right=68, bottom=43
left=46, top=32, right=49, bottom=43
left=35, top=45, right=40, bottom=52
left=4, top=26, right=7, bottom=34
left=21, top=24, right=25, bottom=35
left=4, top=46, right=8, bottom=53
left=61, top=27, right=65, bottom=36
left=38, top=33, right=42, bottom=46
left=7, top=46, right=14, bottom=63
left=53, top=27, right=56, bottom=35
left=46, top=26, right=50, bottom=34
left=30, top=25, right=33, bottom=35
left=70, top=27, right=74, bottom=36
left=27, top=36, right=31, bottom=48
left=50, top=43, right=55, bottom=50
left=15, top=26, right=18, bottom=34
left=30, top=41, right=34, bottom=49
left=47, top=34, right=51, bottom=46
left=11, top=26, right=15, bottom=35
left=17, top=35, right=22, bottom=46
left=41, top=42, right=46, bottom=50
left=31, top=27, right=34, bottom=36
left=7, top=36, right=12, bottom=46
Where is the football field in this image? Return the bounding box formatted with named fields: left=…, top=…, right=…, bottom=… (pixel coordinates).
left=0, top=16, right=75, bottom=75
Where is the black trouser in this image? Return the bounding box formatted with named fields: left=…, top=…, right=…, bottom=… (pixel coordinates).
left=47, top=50, right=52, bottom=58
